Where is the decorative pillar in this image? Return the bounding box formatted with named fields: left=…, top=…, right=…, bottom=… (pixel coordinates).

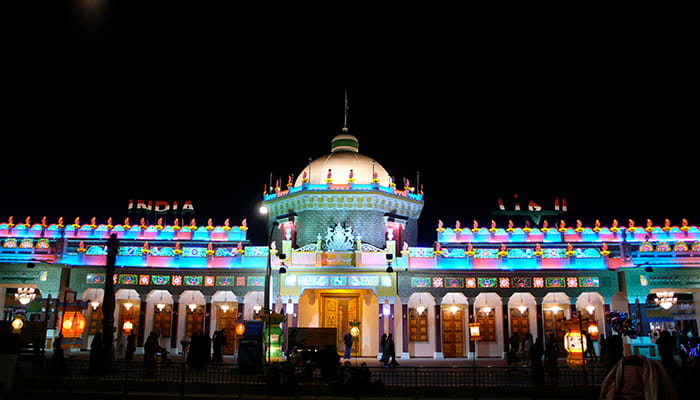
left=204, top=295, right=212, bottom=335
left=535, top=296, right=544, bottom=341
left=377, top=296, right=386, bottom=360
left=468, top=297, right=476, bottom=360
left=237, top=297, right=245, bottom=322
left=137, top=293, right=147, bottom=348
left=390, top=297, right=397, bottom=337
left=170, top=294, right=180, bottom=349
left=502, top=297, right=509, bottom=358
left=433, top=296, right=443, bottom=359
left=401, top=299, right=410, bottom=359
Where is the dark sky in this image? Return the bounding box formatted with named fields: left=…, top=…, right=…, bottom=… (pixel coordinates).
left=1, top=3, right=698, bottom=245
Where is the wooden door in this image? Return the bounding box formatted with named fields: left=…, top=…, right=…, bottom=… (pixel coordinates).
left=409, top=309, right=428, bottom=342
left=321, top=293, right=360, bottom=356
left=185, top=306, right=205, bottom=339
left=476, top=310, right=497, bottom=342
left=153, top=305, right=173, bottom=338
left=543, top=309, right=566, bottom=355
left=216, top=307, right=238, bottom=355
left=442, top=309, right=464, bottom=357
left=510, top=308, right=530, bottom=339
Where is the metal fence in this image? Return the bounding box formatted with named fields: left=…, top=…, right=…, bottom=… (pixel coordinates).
left=13, top=357, right=606, bottom=399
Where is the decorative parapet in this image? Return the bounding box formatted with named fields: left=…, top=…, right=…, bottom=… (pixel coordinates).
left=437, top=223, right=700, bottom=244
left=263, top=183, right=423, bottom=202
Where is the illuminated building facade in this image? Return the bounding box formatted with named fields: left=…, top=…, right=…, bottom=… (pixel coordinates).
left=1, top=133, right=699, bottom=360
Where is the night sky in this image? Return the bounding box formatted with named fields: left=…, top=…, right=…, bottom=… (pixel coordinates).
left=2, top=3, right=698, bottom=245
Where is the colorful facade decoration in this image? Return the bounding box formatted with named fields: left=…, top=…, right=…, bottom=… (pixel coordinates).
left=1, top=133, right=699, bottom=361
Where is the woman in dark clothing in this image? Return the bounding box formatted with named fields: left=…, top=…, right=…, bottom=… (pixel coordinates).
left=544, top=334, right=560, bottom=384
left=657, top=330, right=677, bottom=375
left=379, top=334, right=388, bottom=365
left=384, top=333, right=399, bottom=366
left=530, top=336, right=545, bottom=384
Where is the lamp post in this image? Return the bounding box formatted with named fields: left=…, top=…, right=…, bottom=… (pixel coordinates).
left=259, top=205, right=280, bottom=366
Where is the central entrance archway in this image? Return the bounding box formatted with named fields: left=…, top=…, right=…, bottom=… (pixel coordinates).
left=320, top=291, right=362, bottom=357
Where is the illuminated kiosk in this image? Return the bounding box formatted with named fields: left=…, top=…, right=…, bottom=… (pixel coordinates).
left=262, top=133, right=424, bottom=359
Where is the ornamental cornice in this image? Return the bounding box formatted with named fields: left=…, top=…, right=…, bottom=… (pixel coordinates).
left=264, top=190, right=424, bottom=218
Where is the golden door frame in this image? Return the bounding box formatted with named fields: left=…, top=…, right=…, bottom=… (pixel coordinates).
left=320, top=291, right=362, bottom=356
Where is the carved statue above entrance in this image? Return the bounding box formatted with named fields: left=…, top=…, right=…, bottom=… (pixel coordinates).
left=323, top=222, right=356, bottom=251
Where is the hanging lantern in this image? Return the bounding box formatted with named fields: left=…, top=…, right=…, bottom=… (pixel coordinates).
left=564, top=319, right=587, bottom=369
left=123, top=320, right=134, bottom=333
left=468, top=322, right=481, bottom=341
left=349, top=321, right=361, bottom=338
left=58, top=311, right=87, bottom=338
left=11, top=315, right=25, bottom=333
left=587, top=321, right=599, bottom=341
left=235, top=321, right=246, bottom=336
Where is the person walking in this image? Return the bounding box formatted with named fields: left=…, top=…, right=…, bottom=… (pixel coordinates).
left=508, top=332, right=520, bottom=366
left=521, top=333, right=533, bottom=367
left=385, top=333, right=399, bottom=366
left=125, top=331, right=137, bottom=361
left=530, top=336, right=545, bottom=384
left=343, top=331, right=353, bottom=360
left=544, top=334, right=560, bottom=384
left=656, top=330, right=676, bottom=375
left=379, top=333, right=388, bottom=364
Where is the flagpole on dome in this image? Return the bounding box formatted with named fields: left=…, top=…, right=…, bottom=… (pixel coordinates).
left=343, top=89, right=349, bottom=133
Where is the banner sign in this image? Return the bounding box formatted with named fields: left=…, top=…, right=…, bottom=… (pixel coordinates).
left=127, top=199, right=195, bottom=215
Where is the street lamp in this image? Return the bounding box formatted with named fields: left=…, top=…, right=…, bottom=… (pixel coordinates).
left=259, top=204, right=281, bottom=366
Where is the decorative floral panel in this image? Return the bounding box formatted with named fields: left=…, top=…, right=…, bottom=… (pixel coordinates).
left=3, top=238, right=17, bottom=248
left=204, top=276, right=215, bottom=286
left=507, top=249, right=533, bottom=258
left=432, top=277, right=443, bottom=288
left=215, top=247, right=236, bottom=257
left=182, top=247, right=207, bottom=257
left=410, top=247, right=435, bottom=257
left=542, top=248, right=567, bottom=258
left=216, top=276, right=235, bottom=286
left=86, top=273, right=105, bottom=284
left=465, top=277, right=476, bottom=288
left=150, top=247, right=175, bottom=256
left=478, top=277, right=498, bottom=288
left=673, top=242, right=689, bottom=252
left=119, top=274, right=138, bottom=285
left=171, top=275, right=183, bottom=286
left=442, top=248, right=466, bottom=258
left=411, top=277, right=431, bottom=288
left=151, top=275, right=170, bottom=285
left=656, top=242, right=672, bottom=252
left=245, top=246, right=268, bottom=257
left=118, top=246, right=141, bottom=256
left=498, top=277, right=510, bottom=288
left=580, top=248, right=602, bottom=258
left=139, top=275, right=150, bottom=285
left=298, top=275, right=328, bottom=287
left=35, top=238, right=50, bottom=249
left=639, top=242, right=654, bottom=252
left=247, top=276, right=265, bottom=286
left=236, top=276, right=246, bottom=286
left=19, top=239, right=33, bottom=249
left=512, top=277, right=531, bottom=288
left=183, top=276, right=203, bottom=286
left=444, top=277, right=464, bottom=288
left=566, top=277, right=578, bottom=287
left=545, top=277, right=566, bottom=287
left=331, top=276, right=348, bottom=286
left=579, top=277, right=600, bottom=287
left=86, top=245, right=107, bottom=255
left=533, top=277, right=545, bottom=288
left=349, top=275, right=379, bottom=286
left=474, top=248, right=498, bottom=259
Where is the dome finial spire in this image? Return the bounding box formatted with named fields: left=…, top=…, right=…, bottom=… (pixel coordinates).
left=343, top=89, right=349, bottom=133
